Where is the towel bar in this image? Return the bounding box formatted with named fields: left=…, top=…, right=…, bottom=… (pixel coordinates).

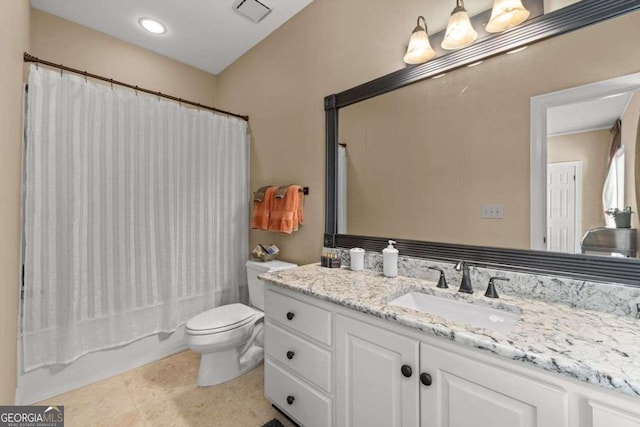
left=253, top=186, right=309, bottom=196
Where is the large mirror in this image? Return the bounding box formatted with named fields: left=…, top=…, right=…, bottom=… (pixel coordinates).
left=326, top=0, right=640, bottom=285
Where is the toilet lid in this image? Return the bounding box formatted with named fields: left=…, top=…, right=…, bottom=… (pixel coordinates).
left=186, top=304, right=257, bottom=332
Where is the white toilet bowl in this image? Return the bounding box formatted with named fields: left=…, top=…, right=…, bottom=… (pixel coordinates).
left=185, top=260, right=296, bottom=386
left=186, top=303, right=265, bottom=386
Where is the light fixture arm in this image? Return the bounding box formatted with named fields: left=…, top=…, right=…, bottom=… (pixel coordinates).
left=413, top=15, right=428, bottom=34
left=452, top=0, right=467, bottom=14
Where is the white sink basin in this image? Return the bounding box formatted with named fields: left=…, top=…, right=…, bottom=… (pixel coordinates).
left=388, top=292, right=519, bottom=334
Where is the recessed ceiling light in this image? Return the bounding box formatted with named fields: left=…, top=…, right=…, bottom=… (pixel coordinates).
left=467, top=61, right=483, bottom=68
left=432, top=73, right=447, bottom=79
left=138, top=17, right=167, bottom=35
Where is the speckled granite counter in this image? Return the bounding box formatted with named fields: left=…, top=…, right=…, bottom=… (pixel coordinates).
left=260, top=264, right=640, bottom=398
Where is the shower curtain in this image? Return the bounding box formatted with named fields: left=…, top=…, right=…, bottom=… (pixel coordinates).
left=22, top=65, right=249, bottom=371
left=603, top=120, right=624, bottom=227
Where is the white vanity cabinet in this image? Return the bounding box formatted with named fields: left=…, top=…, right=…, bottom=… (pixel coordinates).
left=335, top=314, right=567, bottom=427
left=336, top=314, right=419, bottom=427
left=588, top=401, right=640, bottom=427
left=263, top=284, right=640, bottom=427
left=420, top=343, right=567, bottom=427
left=264, top=289, right=334, bottom=427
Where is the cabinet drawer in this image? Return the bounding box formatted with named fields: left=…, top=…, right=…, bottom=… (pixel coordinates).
left=266, top=290, right=332, bottom=345
left=265, top=359, right=332, bottom=427
left=265, top=320, right=332, bottom=393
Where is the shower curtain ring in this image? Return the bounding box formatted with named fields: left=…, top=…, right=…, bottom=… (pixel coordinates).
left=135, top=85, right=138, bottom=96
left=84, top=71, right=88, bottom=83
left=60, top=66, right=63, bottom=77
left=35, top=62, right=39, bottom=70
left=110, top=79, right=114, bottom=90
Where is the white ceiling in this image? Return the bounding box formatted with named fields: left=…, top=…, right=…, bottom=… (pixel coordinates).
left=547, top=93, right=634, bottom=136
left=31, top=0, right=314, bottom=74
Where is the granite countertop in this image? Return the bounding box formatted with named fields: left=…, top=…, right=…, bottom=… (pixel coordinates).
left=260, top=264, right=640, bottom=398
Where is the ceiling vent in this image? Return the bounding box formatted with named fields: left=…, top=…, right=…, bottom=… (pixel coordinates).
left=232, top=0, right=272, bottom=23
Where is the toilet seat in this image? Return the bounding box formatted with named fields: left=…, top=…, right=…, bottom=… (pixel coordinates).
left=185, top=303, right=259, bottom=336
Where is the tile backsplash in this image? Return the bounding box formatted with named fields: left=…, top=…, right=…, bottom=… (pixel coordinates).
left=330, top=247, right=640, bottom=319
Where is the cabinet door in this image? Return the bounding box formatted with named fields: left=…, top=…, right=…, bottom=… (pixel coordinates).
left=336, top=314, right=419, bottom=427
left=589, top=400, right=640, bottom=427
left=420, top=343, right=568, bottom=427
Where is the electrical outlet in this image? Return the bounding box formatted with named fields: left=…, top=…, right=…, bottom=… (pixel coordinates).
left=482, top=205, right=503, bottom=219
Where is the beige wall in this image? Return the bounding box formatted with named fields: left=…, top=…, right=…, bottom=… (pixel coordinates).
left=30, top=9, right=217, bottom=106
left=621, top=91, right=640, bottom=231
left=216, top=0, right=418, bottom=264
left=547, top=129, right=610, bottom=236
left=217, top=1, right=640, bottom=257
left=0, top=1, right=30, bottom=405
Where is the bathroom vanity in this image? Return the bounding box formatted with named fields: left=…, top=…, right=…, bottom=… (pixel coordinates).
left=260, top=264, right=640, bottom=427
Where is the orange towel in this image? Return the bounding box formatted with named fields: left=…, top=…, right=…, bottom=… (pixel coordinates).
left=251, top=186, right=276, bottom=230
left=268, top=185, right=304, bottom=234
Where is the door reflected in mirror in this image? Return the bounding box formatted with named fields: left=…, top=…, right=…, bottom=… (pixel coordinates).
left=546, top=91, right=639, bottom=257
left=337, top=10, right=640, bottom=258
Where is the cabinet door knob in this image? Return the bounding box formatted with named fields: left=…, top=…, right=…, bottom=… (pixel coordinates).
left=420, top=373, right=433, bottom=386
left=286, top=351, right=295, bottom=360
left=286, top=312, right=295, bottom=320
left=286, top=395, right=295, bottom=405
left=401, top=364, right=413, bottom=378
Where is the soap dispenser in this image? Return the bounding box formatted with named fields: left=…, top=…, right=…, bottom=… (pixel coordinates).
left=383, top=240, right=398, bottom=278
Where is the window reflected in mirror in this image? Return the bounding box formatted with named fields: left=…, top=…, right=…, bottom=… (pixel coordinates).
left=546, top=92, right=639, bottom=257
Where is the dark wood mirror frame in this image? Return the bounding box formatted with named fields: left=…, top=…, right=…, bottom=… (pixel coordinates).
left=324, top=0, right=640, bottom=287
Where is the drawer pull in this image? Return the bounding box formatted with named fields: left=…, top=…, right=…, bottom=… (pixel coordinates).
left=401, top=364, right=413, bottom=378
left=286, top=351, right=295, bottom=360
left=286, top=311, right=295, bottom=320
left=420, top=372, right=433, bottom=386
left=286, top=395, right=295, bottom=405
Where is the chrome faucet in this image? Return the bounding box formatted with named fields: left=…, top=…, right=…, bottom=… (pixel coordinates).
left=454, top=261, right=473, bottom=294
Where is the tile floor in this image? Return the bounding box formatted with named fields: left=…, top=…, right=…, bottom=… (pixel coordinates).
left=37, top=351, right=296, bottom=427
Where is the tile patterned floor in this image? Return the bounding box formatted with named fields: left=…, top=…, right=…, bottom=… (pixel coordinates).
left=37, top=351, right=296, bottom=427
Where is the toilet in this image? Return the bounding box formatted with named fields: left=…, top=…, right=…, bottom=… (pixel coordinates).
left=185, top=260, right=297, bottom=386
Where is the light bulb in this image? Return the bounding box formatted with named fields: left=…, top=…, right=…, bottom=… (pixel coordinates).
left=486, top=0, right=530, bottom=33
left=441, top=2, right=478, bottom=50
left=403, top=16, right=436, bottom=65
left=138, top=18, right=167, bottom=35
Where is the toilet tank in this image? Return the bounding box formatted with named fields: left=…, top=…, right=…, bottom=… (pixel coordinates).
left=246, top=260, right=297, bottom=311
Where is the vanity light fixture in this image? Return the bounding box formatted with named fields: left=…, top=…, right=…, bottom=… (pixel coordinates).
left=138, top=17, right=167, bottom=35
left=466, top=60, right=483, bottom=67
left=486, top=0, right=530, bottom=33
left=441, top=0, right=478, bottom=50
left=506, top=45, right=528, bottom=54
left=403, top=16, right=436, bottom=65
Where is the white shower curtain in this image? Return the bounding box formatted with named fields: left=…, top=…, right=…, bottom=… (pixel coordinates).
left=337, top=144, right=347, bottom=234
left=22, top=65, right=249, bottom=371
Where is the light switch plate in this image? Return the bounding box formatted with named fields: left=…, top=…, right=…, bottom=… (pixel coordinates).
left=482, top=205, right=503, bottom=219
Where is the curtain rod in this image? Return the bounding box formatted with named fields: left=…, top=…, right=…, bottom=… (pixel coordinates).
left=23, top=52, right=249, bottom=122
